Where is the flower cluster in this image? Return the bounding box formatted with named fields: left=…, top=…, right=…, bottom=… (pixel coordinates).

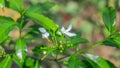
left=39, top=24, right=76, bottom=38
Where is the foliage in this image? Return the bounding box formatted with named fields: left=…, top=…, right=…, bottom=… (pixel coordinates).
left=0, top=0, right=119, bottom=68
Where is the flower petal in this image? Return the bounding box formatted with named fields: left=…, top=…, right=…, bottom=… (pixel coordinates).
left=57, top=31, right=62, bottom=35
left=64, top=32, right=76, bottom=37
left=39, top=27, right=50, bottom=38
left=61, top=27, right=66, bottom=33
left=39, top=28, right=47, bottom=33
left=60, top=25, right=76, bottom=37
left=42, top=32, right=49, bottom=38
left=43, top=51, right=47, bottom=54
left=66, top=24, right=72, bottom=32
left=16, top=50, right=22, bottom=60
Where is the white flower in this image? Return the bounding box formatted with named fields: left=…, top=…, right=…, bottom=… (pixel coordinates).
left=60, top=24, right=76, bottom=37
left=43, top=51, right=47, bottom=54
left=16, top=50, right=22, bottom=60
left=39, top=28, right=49, bottom=38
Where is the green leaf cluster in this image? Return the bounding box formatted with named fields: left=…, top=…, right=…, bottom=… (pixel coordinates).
left=67, top=54, right=116, bottom=68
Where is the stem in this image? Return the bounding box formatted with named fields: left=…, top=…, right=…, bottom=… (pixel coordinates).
left=57, top=55, right=70, bottom=61
left=55, top=53, right=58, bottom=60
left=74, top=41, right=103, bottom=55
left=51, top=31, right=59, bottom=59
left=19, top=10, right=26, bottom=38
left=19, top=16, right=24, bottom=37
left=51, top=32, right=58, bottom=46
left=53, top=33, right=58, bottom=46
left=41, top=54, right=48, bottom=60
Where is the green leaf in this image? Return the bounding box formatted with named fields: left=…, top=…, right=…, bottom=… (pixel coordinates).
left=26, top=25, right=42, bottom=37
left=13, top=54, right=22, bottom=68
left=82, top=54, right=111, bottom=68
left=25, top=12, right=58, bottom=31
left=42, top=1, right=55, bottom=9
left=0, top=16, right=16, bottom=44
left=102, top=37, right=120, bottom=48
left=0, top=46, right=5, bottom=57
left=15, top=38, right=27, bottom=64
left=33, top=45, right=49, bottom=54
left=9, top=0, right=22, bottom=12
left=102, top=7, right=116, bottom=34
left=0, top=16, right=14, bottom=24
left=102, top=30, right=120, bottom=48
left=0, top=0, right=5, bottom=9
left=0, top=56, right=12, bottom=68
left=34, top=60, right=40, bottom=68
left=70, top=36, right=88, bottom=45
left=106, top=60, right=116, bottom=68
left=33, top=45, right=56, bottom=60
left=67, top=55, right=87, bottom=68
left=26, top=1, right=55, bottom=14
left=24, top=58, right=34, bottom=68
left=81, top=60, right=93, bottom=68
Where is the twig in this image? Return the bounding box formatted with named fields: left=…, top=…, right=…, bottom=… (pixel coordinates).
left=73, top=41, right=103, bottom=55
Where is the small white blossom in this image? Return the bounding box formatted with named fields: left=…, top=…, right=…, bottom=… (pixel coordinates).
left=43, top=51, right=47, bottom=54
left=16, top=50, right=22, bottom=60
left=39, top=28, right=49, bottom=38
left=60, top=24, right=76, bottom=37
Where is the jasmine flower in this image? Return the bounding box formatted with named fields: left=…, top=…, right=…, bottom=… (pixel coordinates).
left=16, top=50, right=22, bottom=60
left=43, top=51, right=47, bottom=54
left=39, top=28, right=49, bottom=38
left=61, top=24, right=76, bottom=37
